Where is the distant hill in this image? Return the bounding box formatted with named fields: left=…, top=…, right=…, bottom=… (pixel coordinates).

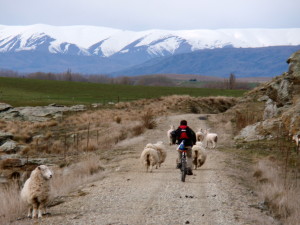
left=0, top=25, right=300, bottom=76
left=111, top=46, right=300, bottom=78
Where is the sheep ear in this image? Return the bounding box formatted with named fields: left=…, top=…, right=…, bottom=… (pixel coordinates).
left=38, top=166, right=41, bottom=170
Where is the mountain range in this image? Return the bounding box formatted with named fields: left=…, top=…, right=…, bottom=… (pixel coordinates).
left=0, top=24, right=300, bottom=77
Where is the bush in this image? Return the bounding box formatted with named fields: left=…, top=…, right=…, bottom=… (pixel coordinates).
left=141, top=110, right=157, bottom=129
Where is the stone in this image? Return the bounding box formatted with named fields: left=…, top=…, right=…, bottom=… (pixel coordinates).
left=0, top=140, right=19, bottom=154
left=0, top=103, right=12, bottom=112
left=287, top=50, right=300, bottom=77
left=0, top=131, right=13, bottom=144
left=0, top=104, right=86, bottom=122
left=263, top=99, right=278, bottom=120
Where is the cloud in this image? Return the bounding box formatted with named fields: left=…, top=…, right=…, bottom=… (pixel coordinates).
left=0, top=0, right=300, bottom=30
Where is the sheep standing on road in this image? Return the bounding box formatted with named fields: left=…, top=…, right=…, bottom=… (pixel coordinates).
left=140, top=147, right=160, bottom=172
left=146, top=141, right=167, bottom=167
left=196, top=128, right=205, bottom=142
left=167, top=125, right=175, bottom=145
left=203, top=129, right=218, bottom=149
left=192, top=141, right=207, bottom=169
left=20, top=165, right=53, bottom=218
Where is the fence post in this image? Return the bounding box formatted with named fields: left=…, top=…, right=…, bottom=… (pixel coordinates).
left=97, top=130, right=99, bottom=144
left=86, top=122, right=90, bottom=151
left=77, top=133, right=79, bottom=151
left=64, top=134, right=67, bottom=160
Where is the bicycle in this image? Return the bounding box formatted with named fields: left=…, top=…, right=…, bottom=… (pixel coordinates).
left=177, top=140, right=188, bottom=182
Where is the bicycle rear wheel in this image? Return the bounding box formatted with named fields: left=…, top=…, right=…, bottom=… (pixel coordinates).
left=181, top=158, right=186, bottom=182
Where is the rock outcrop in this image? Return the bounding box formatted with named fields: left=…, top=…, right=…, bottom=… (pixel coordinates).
left=236, top=50, right=300, bottom=141
left=0, top=104, right=86, bottom=122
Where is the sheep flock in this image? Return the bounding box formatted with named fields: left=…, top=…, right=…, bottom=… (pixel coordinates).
left=140, top=125, right=216, bottom=173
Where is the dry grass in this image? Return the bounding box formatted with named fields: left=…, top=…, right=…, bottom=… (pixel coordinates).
left=0, top=95, right=238, bottom=158
left=253, top=159, right=300, bottom=224
left=0, top=182, right=26, bottom=224
left=234, top=103, right=264, bottom=131
left=115, top=95, right=238, bottom=115
left=0, top=95, right=242, bottom=223
left=0, top=155, right=105, bottom=224
left=140, top=109, right=157, bottom=129
left=50, top=154, right=105, bottom=198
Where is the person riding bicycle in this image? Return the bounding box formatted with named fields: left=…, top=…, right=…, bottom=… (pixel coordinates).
left=173, top=120, right=196, bottom=175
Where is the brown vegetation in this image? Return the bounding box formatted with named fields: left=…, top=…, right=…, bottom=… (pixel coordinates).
left=253, top=159, right=300, bottom=225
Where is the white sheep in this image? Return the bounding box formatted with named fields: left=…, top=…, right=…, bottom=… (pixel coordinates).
left=146, top=141, right=167, bottom=167
left=167, top=125, right=175, bottom=145
left=196, top=128, right=205, bottom=142
left=192, top=142, right=207, bottom=169
left=203, top=129, right=218, bottom=149
left=140, top=147, right=160, bottom=172
left=20, top=165, right=53, bottom=218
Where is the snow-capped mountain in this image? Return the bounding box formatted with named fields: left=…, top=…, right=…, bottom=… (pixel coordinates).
left=0, top=24, right=300, bottom=76
left=1, top=24, right=300, bottom=57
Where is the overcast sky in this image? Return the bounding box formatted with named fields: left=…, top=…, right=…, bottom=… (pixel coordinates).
left=1, top=0, right=300, bottom=31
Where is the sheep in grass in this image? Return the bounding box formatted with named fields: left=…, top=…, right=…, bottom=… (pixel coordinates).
left=140, top=147, right=160, bottom=172
left=203, top=129, right=218, bottom=149
left=196, top=128, right=205, bottom=142
left=192, top=142, right=207, bottom=169
left=146, top=141, right=167, bottom=167
left=20, top=165, right=53, bottom=219
left=167, top=125, right=175, bottom=145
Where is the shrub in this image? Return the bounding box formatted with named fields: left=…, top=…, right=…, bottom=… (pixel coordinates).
left=141, top=110, right=157, bottom=129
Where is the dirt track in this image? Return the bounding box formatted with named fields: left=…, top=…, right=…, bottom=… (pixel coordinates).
left=13, top=114, right=277, bottom=225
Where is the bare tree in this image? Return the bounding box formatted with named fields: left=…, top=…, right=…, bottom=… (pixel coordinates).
left=228, top=73, right=236, bottom=89
left=63, top=69, right=73, bottom=81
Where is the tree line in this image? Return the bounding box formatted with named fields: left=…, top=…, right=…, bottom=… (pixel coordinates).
left=0, top=69, right=256, bottom=90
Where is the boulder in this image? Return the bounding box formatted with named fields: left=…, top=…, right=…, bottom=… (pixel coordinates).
left=0, top=131, right=13, bottom=144
left=287, top=50, right=300, bottom=78
left=0, top=104, right=86, bottom=122
left=0, top=103, right=12, bottom=112
left=0, top=140, right=19, bottom=154
left=235, top=118, right=280, bottom=142
left=263, top=99, right=278, bottom=120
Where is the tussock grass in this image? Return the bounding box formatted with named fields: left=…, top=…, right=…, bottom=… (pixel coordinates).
left=141, top=109, right=157, bottom=129
left=254, top=159, right=300, bottom=224
left=0, top=182, right=26, bottom=224
left=50, top=154, right=105, bottom=198
left=0, top=155, right=105, bottom=224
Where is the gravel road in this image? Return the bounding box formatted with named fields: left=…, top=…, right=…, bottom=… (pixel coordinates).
left=13, top=114, right=276, bottom=225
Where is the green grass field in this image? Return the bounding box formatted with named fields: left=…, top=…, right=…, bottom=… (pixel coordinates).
left=0, top=77, right=246, bottom=107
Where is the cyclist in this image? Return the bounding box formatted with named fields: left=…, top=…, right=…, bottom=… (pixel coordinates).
left=173, top=120, right=196, bottom=175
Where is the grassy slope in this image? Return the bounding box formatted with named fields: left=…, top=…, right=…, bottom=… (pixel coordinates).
left=0, top=77, right=245, bottom=106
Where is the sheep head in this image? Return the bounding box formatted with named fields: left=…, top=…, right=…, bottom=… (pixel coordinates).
left=38, top=165, right=53, bottom=180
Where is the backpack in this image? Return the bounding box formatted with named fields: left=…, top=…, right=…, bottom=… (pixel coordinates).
left=178, top=125, right=190, bottom=140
